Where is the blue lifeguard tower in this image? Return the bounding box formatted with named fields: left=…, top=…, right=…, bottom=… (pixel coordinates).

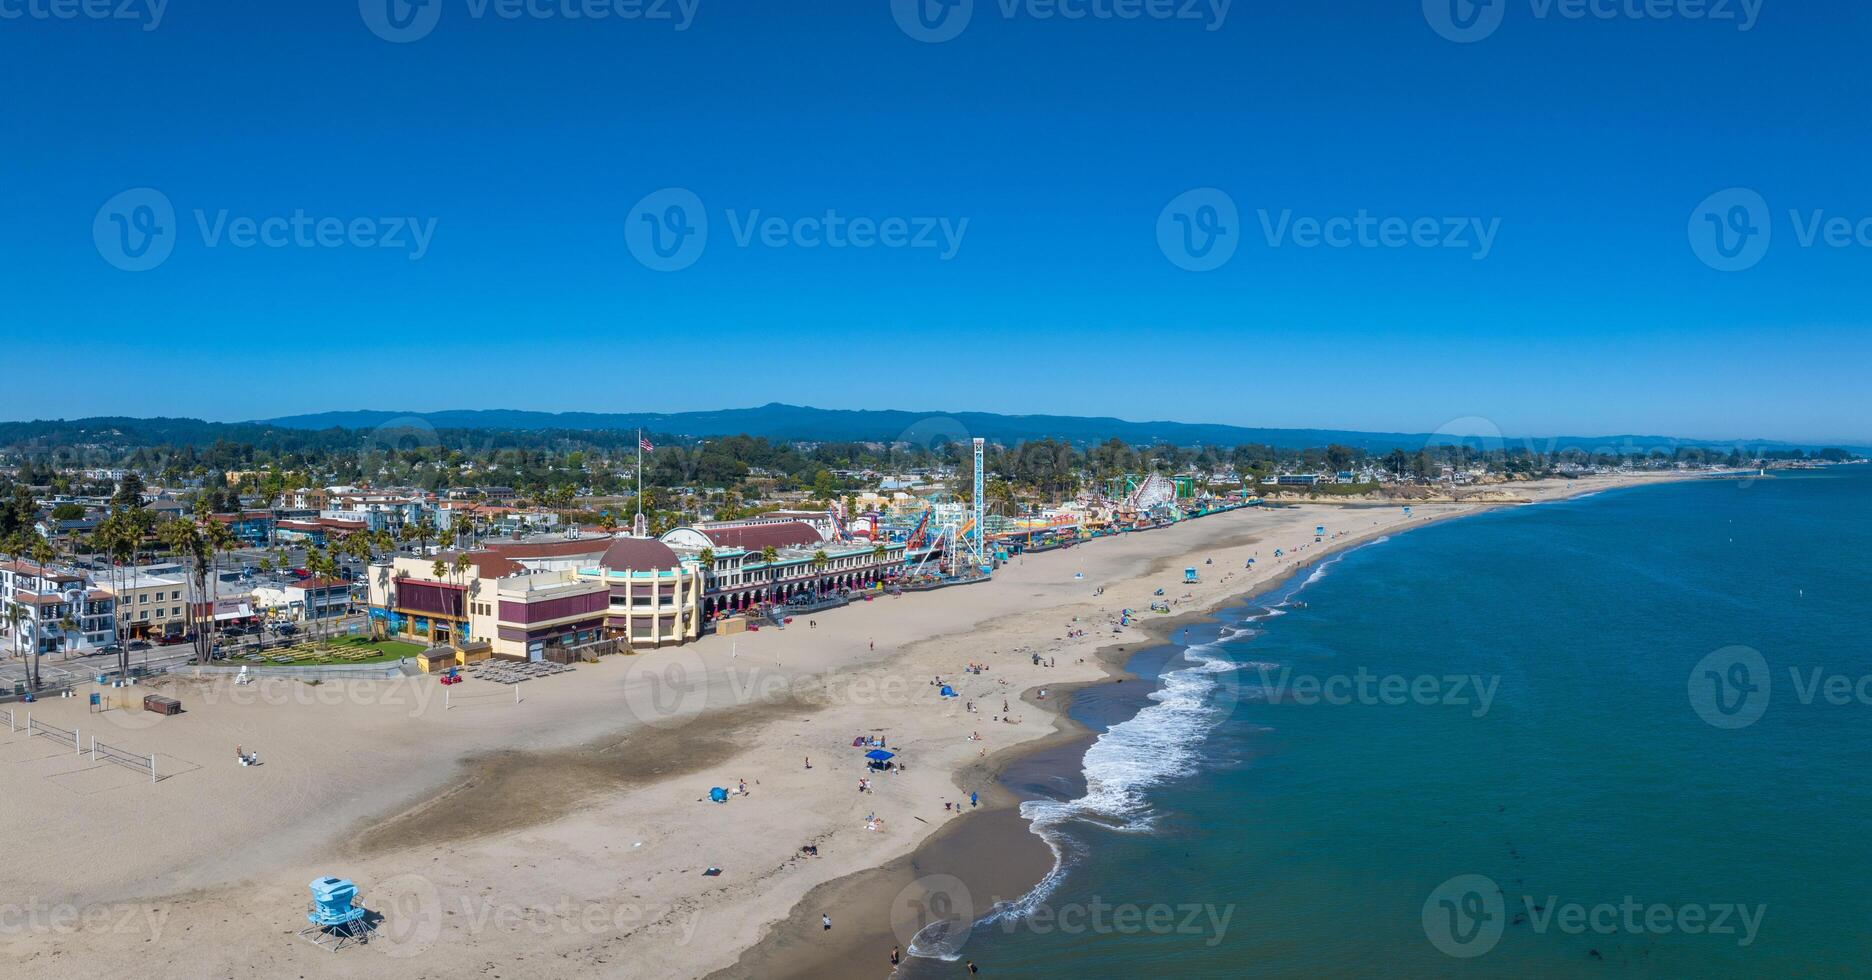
left=1183, top=567, right=1199, bottom=584
left=298, top=876, right=374, bottom=951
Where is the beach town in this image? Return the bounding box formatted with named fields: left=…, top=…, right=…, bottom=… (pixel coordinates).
left=0, top=435, right=1728, bottom=978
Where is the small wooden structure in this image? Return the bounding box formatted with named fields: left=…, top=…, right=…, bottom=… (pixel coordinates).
left=143, top=694, right=182, bottom=716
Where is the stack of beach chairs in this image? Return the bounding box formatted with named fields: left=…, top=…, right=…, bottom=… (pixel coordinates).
left=463, top=661, right=575, bottom=684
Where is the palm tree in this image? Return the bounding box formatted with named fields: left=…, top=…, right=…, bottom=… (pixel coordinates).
left=5, top=601, right=25, bottom=674
left=450, top=552, right=473, bottom=650
left=58, top=613, right=79, bottom=663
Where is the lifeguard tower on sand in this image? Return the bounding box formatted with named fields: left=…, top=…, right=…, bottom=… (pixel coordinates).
left=298, top=876, right=375, bottom=952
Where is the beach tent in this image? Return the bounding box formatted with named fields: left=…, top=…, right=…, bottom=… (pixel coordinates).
left=865, top=749, right=896, bottom=761
left=709, top=787, right=728, bottom=803
left=939, top=685, right=958, bottom=698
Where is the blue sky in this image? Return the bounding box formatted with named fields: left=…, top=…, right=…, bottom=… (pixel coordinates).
left=4, top=1, right=1869, bottom=443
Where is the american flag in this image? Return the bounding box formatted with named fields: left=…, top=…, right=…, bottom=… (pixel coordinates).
left=639, top=434, right=655, bottom=453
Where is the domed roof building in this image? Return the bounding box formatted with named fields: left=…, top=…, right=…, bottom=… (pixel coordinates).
left=576, top=536, right=702, bottom=648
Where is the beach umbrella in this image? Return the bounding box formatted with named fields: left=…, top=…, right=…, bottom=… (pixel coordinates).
left=865, top=749, right=895, bottom=761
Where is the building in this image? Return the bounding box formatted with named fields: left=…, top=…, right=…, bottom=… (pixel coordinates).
left=368, top=549, right=611, bottom=658
left=276, top=517, right=368, bottom=547
left=572, top=537, right=703, bottom=648
left=0, top=559, right=116, bottom=655
left=657, top=521, right=905, bottom=621
left=285, top=578, right=355, bottom=621
left=321, top=490, right=428, bottom=534
left=210, top=511, right=277, bottom=547
left=108, top=569, right=190, bottom=640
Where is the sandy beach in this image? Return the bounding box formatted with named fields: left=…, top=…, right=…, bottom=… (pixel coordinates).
left=0, top=473, right=1700, bottom=979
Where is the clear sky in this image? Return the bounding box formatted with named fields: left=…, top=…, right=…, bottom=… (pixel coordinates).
left=5, top=1, right=1868, bottom=443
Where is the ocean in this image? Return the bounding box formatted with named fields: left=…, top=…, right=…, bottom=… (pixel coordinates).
left=910, top=466, right=1872, bottom=977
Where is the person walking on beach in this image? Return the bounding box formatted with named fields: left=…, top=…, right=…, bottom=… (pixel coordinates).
left=890, top=945, right=901, bottom=965
left=822, top=913, right=832, bottom=931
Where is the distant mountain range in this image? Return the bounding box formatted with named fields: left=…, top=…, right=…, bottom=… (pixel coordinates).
left=250, top=403, right=1838, bottom=454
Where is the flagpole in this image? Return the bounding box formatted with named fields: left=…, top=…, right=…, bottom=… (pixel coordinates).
left=636, top=428, right=643, bottom=525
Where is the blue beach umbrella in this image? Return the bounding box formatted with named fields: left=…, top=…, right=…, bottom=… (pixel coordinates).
left=865, top=749, right=895, bottom=761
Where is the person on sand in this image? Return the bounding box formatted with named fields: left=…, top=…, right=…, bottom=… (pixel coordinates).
left=822, top=913, right=832, bottom=931
left=891, top=945, right=901, bottom=965
left=967, top=959, right=979, bottom=974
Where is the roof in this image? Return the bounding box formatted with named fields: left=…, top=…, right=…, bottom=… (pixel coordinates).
left=483, top=537, right=613, bottom=560
left=689, top=521, right=823, bottom=552
left=292, top=577, right=352, bottom=590
left=427, top=550, right=527, bottom=579
left=598, top=537, right=681, bottom=571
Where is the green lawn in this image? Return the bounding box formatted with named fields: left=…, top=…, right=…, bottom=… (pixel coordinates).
left=236, top=636, right=425, bottom=666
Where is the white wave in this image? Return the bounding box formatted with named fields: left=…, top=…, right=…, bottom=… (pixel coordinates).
left=977, top=536, right=1390, bottom=937
left=985, top=640, right=1237, bottom=925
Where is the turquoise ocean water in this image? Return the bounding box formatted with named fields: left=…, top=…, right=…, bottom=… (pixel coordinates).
left=912, top=466, right=1872, bottom=978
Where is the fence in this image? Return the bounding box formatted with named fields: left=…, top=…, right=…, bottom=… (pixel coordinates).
left=25, top=715, right=81, bottom=754
left=91, top=736, right=158, bottom=783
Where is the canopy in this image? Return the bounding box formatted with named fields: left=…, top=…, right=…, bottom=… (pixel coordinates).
left=939, top=686, right=957, bottom=698
left=865, top=749, right=895, bottom=761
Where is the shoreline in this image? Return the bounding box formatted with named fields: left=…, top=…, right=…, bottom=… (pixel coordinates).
left=0, top=473, right=1709, bottom=980
left=729, top=475, right=1702, bottom=979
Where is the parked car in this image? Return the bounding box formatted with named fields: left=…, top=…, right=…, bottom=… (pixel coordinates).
left=128, top=640, right=152, bottom=651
